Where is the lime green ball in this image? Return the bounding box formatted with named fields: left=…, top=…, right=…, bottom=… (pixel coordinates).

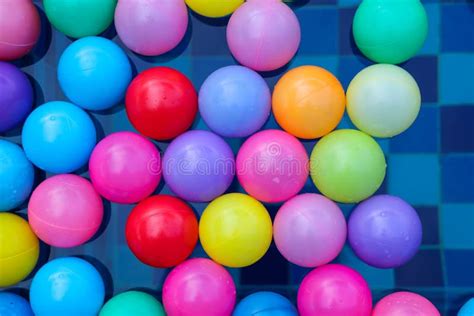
left=353, top=0, right=428, bottom=64
left=310, top=129, right=386, bottom=203
left=99, top=291, right=165, bottom=316
left=43, top=0, right=117, bottom=38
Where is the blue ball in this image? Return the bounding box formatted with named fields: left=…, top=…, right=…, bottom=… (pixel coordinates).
left=0, top=292, right=34, bottom=316
left=459, top=298, right=474, bottom=316
left=233, top=292, right=297, bottom=316
left=0, top=140, right=34, bottom=211
left=199, top=65, right=271, bottom=138
left=22, top=101, right=96, bottom=173
left=30, top=257, right=105, bottom=316
left=58, top=36, right=132, bottom=111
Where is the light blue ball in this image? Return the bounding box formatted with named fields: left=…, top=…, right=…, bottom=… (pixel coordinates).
left=459, top=298, right=474, bottom=316
left=0, top=292, right=34, bottom=316
left=199, top=65, right=271, bottom=138
left=233, top=292, right=297, bottom=316
left=30, top=257, right=105, bottom=316
left=22, top=101, right=96, bottom=174
left=58, top=36, right=132, bottom=111
left=0, top=140, right=34, bottom=212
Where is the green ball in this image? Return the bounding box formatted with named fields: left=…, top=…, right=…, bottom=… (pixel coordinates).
left=99, top=291, right=166, bottom=316
left=43, top=0, right=117, bottom=38
left=353, top=0, right=428, bottom=64
left=310, top=129, right=386, bottom=203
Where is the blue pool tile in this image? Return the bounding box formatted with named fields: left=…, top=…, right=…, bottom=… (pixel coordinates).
left=308, top=0, right=337, bottom=4
left=338, top=0, right=359, bottom=7
left=442, top=156, right=474, bottom=203
left=289, top=56, right=338, bottom=74
left=190, top=15, right=230, bottom=56
left=339, top=7, right=363, bottom=56
left=290, top=264, right=312, bottom=285
left=395, top=249, right=444, bottom=287
left=441, top=3, right=474, bottom=52
left=441, top=204, right=474, bottom=249
left=441, top=106, right=474, bottom=153
left=402, top=56, right=438, bottom=103
left=190, top=56, right=237, bottom=87
left=440, top=54, right=474, bottom=105
left=337, top=55, right=371, bottom=89
left=241, top=244, right=289, bottom=285
left=445, top=250, right=474, bottom=287
left=417, top=206, right=440, bottom=245
left=296, top=8, right=339, bottom=55
left=420, top=3, right=440, bottom=55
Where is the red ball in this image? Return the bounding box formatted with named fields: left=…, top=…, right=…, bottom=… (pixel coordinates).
left=125, top=67, right=198, bottom=140
left=125, top=195, right=199, bottom=268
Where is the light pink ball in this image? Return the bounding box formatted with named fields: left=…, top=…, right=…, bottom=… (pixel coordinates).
left=226, top=0, right=300, bottom=71
left=114, top=0, right=188, bottom=56
left=373, top=292, right=440, bottom=316
left=89, top=131, right=161, bottom=204
left=274, top=193, right=347, bottom=267
left=28, top=174, right=103, bottom=248
left=163, top=258, right=236, bottom=316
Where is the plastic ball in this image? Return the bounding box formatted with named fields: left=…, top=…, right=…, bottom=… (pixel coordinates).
left=373, top=292, right=440, bottom=316
left=297, top=264, right=372, bottom=316
left=43, top=0, right=117, bottom=38
left=126, top=195, right=198, bottom=268
left=0, top=62, right=33, bottom=132
left=273, top=66, right=345, bottom=139
left=163, top=130, right=234, bottom=202
left=199, top=193, right=272, bottom=268
left=30, top=257, right=105, bottom=316
left=22, top=101, right=96, bottom=174
left=0, top=292, right=34, bottom=316
left=162, top=258, right=236, bottom=316
left=274, top=194, right=347, bottom=268
left=199, top=65, right=271, bottom=138
left=348, top=195, right=422, bottom=269
left=99, top=291, right=165, bottom=316
left=459, top=298, right=474, bottom=316
left=353, top=0, right=428, bottom=64
left=58, top=36, right=132, bottom=111
left=126, top=67, right=198, bottom=140
left=115, top=0, right=188, bottom=56
left=236, top=129, right=309, bottom=203
left=234, top=292, right=297, bottom=316
left=0, top=213, right=39, bottom=287
left=310, top=129, right=386, bottom=203
left=186, top=0, right=243, bottom=18
left=89, top=131, right=161, bottom=204
left=227, top=0, right=300, bottom=71
left=0, top=140, right=34, bottom=212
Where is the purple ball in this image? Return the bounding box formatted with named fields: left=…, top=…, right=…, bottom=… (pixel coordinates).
left=163, top=130, right=235, bottom=202
left=348, top=195, right=422, bottom=268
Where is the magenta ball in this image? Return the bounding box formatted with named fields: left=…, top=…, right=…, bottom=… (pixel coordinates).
left=274, top=194, right=346, bottom=267
left=89, top=131, right=161, bottom=204
left=28, top=174, right=103, bottom=248
left=114, top=0, right=188, bottom=56
left=297, top=264, right=372, bottom=316
left=236, top=129, right=308, bottom=203
left=227, top=0, right=300, bottom=71
left=162, top=258, right=236, bottom=316
left=373, top=292, right=440, bottom=316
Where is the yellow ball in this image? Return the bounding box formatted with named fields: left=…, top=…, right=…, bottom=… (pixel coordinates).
left=0, top=213, right=39, bottom=287
left=199, top=193, right=272, bottom=267
left=185, top=0, right=244, bottom=18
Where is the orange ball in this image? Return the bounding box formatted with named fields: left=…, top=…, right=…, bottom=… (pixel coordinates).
left=272, top=66, right=346, bottom=139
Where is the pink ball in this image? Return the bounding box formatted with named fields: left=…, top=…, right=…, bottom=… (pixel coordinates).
left=28, top=174, right=103, bottom=248
left=226, top=0, right=300, bottom=71
left=274, top=193, right=346, bottom=267
left=236, top=129, right=308, bottom=203
left=297, top=264, right=372, bottom=316
left=162, top=258, right=236, bottom=316
left=89, top=131, right=161, bottom=204
left=373, top=292, right=440, bottom=316
left=114, top=0, right=188, bottom=56
left=0, top=0, right=41, bottom=60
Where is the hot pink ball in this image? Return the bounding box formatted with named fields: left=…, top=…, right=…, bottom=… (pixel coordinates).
left=373, top=292, right=440, bottom=316
left=162, top=258, right=236, bottom=316
left=297, top=264, right=372, bottom=316
left=236, top=129, right=308, bottom=203
left=28, top=174, right=103, bottom=248
left=89, top=131, right=161, bottom=204
left=274, top=193, right=346, bottom=267
left=114, top=0, right=188, bottom=56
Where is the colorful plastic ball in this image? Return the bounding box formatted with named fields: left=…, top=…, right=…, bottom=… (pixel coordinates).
left=297, top=264, right=372, bottom=316
left=0, top=213, right=39, bottom=287
left=163, top=130, right=234, bottom=202
left=199, top=65, right=271, bottom=138
left=30, top=257, right=104, bottom=316
left=58, top=37, right=132, bottom=111
left=115, top=0, right=188, bottom=56
left=274, top=194, right=347, bottom=268
left=43, top=0, right=117, bottom=38
left=0, top=140, right=34, bottom=212
left=373, top=292, right=440, bottom=316
left=234, top=292, right=297, bottom=316
left=99, top=291, right=165, bottom=316
left=0, top=292, right=34, bottom=316
left=22, top=101, right=96, bottom=174
left=199, top=193, right=272, bottom=268
left=459, top=298, right=474, bottom=316
left=126, top=195, right=198, bottom=268
left=186, top=0, right=243, bottom=18
left=310, top=129, right=386, bottom=203
left=227, top=0, right=300, bottom=71
left=353, top=0, right=428, bottom=64
left=236, top=129, right=309, bottom=203
left=126, top=67, right=198, bottom=140
left=348, top=195, right=422, bottom=269
left=162, top=258, right=236, bottom=316
left=89, top=131, right=161, bottom=204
